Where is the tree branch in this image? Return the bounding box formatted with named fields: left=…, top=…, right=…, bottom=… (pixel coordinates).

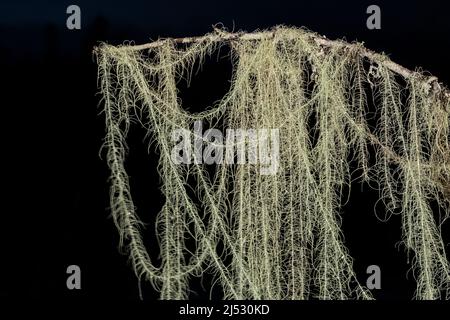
left=102, top=28, right=450, bottom=103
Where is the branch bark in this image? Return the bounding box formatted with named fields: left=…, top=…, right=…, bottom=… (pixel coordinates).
left=100, top=28, right=450, bottom=103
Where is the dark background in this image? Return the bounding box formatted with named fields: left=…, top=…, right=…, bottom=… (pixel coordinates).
left=1, top=0, right=450, bottom=302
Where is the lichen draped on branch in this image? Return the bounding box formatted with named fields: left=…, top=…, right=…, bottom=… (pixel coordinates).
left=96, top=26, right=450, bottom=300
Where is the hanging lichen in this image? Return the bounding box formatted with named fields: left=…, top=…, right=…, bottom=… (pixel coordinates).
left=95, top=26, right=450, bottom=300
